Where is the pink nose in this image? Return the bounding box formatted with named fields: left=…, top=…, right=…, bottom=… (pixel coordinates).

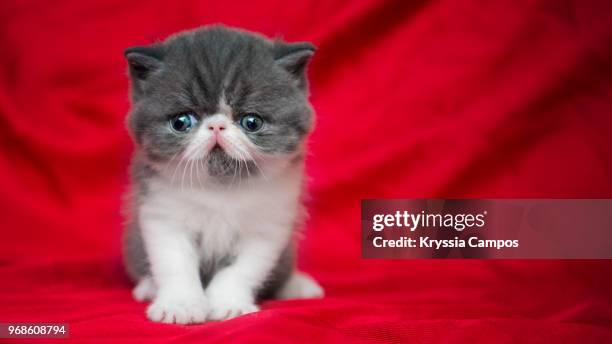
left=207, top=123, right=226, bottom=132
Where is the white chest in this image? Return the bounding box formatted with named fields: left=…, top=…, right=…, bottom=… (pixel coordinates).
left=140, top=173, right=302, bottom=261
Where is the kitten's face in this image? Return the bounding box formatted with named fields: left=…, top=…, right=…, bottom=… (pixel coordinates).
left=125, top=26, right=315, bottom=183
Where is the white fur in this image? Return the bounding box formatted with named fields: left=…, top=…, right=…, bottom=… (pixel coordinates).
left=276, top=272, right=324, bottom=300
left=136, top=112, right=318, bottom=324
left=133, top=275, right=156, bottom=302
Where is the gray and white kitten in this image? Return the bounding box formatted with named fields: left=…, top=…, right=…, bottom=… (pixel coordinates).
left=122, top=25, right=323, bottom=324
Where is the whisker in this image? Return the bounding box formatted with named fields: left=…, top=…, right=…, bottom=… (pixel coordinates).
left=229, top=155, right=238, bottom=190
left=181, top=155, right=189, bottom=192
left=172, top=154, right=186, bottom=189
left=165, top=152, right=179, bottom=176
left=244, top=150, right=267, bottom=181
left=197, top=157, right=205, bottom=189
left=237, top=154, right=244, bottom=189
left=233, top=143, right=266, bottom=181
left=189, top=159, right=194, bottom=190
left=242, top=153, right=251, bottom=179
left=167, top=152, right=181, bottom=186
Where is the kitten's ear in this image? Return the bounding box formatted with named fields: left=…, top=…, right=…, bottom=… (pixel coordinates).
left=273, top=41, right=316, bottom=89
left=124, top=45, right=164, bottom=81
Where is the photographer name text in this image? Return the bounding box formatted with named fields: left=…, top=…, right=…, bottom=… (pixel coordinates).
left=370, top=210, right=519, bottom=250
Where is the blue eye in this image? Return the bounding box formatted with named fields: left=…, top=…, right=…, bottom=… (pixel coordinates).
left=239, top=114, right=264, bottom=132
left=170, top=113, right=198, bottom=133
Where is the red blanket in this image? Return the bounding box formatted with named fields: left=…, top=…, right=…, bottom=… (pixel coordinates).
left=1, top=0, right=611, bottom=342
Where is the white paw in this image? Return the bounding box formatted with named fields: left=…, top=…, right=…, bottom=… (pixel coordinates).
left=276, top=271, right=324, bottom=300
left=146, top=292, right=208, bottom=324
left=206, top=288, right=259, bottom=321
left=133, top=276, right=157, bottom=302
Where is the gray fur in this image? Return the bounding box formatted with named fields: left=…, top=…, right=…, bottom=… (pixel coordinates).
left=122, top=25, right=314, bottom=300
left=125, top=25, right=315, bottom=165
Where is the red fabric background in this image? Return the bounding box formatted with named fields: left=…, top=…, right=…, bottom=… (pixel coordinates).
left=1, top=0, right=612, bottom=342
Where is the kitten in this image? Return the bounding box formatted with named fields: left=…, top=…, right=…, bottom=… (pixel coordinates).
left=122, top=25, right=323, bottom=324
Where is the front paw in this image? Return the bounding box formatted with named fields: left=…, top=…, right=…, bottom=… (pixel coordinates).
left=207, top=288, right=259, bottom=321
left=146, top=292, right=208, bottom=324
